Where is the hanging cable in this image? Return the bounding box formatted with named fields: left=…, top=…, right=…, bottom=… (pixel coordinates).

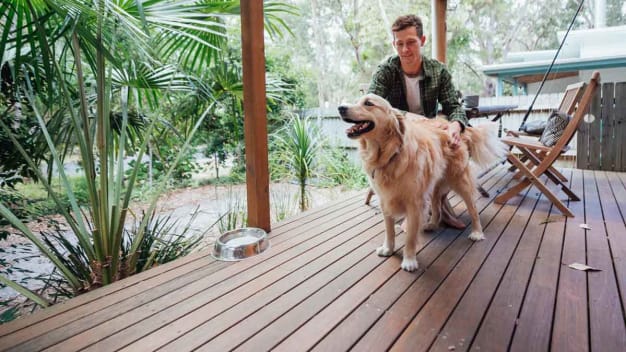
left=520, top=0, right=586, bottom=129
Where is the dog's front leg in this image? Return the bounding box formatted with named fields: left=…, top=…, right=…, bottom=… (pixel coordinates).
left=376, top=215, right=396, bottom=257
left=401, top=210, right=421, bottom=272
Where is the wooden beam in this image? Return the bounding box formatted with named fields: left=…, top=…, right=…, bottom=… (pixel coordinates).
left=240, top=0, right=271, bottom=232
left=514, top=71, right=579, bottom=84
left=432, top=0, right=447, bottom=63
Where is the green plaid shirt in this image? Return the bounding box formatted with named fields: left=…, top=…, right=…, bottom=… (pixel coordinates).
left=368, top=55, right=467, bottom=129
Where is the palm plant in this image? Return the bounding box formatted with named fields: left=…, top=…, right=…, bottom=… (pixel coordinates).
left=0, top=0, right=295, bottom=305
left=272, top=115, right=323, bottom=210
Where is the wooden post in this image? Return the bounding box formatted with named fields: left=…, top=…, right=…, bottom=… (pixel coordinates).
left=432, top=0, right=447, bottom=63
left=240, top=0, right=271, bottom=232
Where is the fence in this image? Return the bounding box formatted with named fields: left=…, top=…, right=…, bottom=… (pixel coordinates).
left=576, top=81, right=626, bottom=171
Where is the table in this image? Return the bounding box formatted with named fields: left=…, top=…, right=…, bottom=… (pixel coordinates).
left=465, top=104, right=518, bottom=137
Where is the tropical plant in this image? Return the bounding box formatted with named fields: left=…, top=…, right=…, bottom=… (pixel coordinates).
left=271, top=114, right=322, bottom=210
left=0, top=0, right=295, bottom=305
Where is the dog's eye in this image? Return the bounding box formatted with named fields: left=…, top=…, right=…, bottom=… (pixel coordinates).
left=364, top=100, right=374, bottom=107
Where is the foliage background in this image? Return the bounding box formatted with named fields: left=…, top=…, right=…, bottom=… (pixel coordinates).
left=269, top=0, right=625, bottom=106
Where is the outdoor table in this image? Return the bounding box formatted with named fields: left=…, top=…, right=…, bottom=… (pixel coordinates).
left=465, top=104, right=518, bottom=137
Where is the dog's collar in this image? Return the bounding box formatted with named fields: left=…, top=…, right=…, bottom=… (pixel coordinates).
left=371, top=150, right=400, bottom=179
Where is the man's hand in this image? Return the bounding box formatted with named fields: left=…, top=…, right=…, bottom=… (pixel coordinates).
left=447, top=121, right=462, bottom=149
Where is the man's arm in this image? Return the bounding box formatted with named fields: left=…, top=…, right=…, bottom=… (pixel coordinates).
left=437, top=68, right=468, bottom=131
left=435, top=68, right=466, bottom=148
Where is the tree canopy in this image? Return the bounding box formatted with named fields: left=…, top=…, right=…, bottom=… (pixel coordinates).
left=269, top=0, right=625, bottom=105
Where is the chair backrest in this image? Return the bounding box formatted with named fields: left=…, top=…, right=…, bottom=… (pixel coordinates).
left=557, top=81, right=586, bottom=115
left=540, top=71, right=600, bottom=169
left=558, top=72, right=600, bottom=148
left=538, top=79, right=589, bottom=148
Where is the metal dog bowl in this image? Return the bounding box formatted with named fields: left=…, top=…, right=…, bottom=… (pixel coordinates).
left=211, top=227, right=270, bottom=261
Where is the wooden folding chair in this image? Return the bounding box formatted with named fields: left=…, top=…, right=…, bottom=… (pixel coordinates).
left=505, top=78, right=587, bottom=179
left=495, top=71, right=600, bottom=217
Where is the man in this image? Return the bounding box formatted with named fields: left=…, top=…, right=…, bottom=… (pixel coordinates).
left=368, top=14, right=467, bottom=229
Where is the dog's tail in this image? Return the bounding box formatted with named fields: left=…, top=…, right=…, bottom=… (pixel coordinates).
left=464, top=122, right=508, bottom=171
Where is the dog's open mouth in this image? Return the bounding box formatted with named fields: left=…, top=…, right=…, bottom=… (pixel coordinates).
left=344, top=119, right=375, bottom=138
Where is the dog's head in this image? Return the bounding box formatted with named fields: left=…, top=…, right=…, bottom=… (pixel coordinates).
left=337, top=94, right=404, bottom=140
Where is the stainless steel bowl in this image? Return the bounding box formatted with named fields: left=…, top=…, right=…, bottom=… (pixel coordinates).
left=211, top=227, right=270, bottom=261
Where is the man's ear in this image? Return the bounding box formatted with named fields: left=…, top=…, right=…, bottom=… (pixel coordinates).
left=420, top=35, right=427, bottom=47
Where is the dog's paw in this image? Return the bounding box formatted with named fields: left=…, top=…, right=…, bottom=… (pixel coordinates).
left=376, top=246, right=393, bottom=257
left=424, top=221, right=439, bottom=232
left=401, top=257, right=419, bottom=272
left=468, top=231, right=485, bottom=241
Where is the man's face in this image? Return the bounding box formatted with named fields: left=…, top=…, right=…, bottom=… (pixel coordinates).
left=393, top=27, right=426, bottom=71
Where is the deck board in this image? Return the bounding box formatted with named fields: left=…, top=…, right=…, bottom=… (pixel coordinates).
left=551, top=169, right=589, bottom=352
left=1, top=165, right=625, bottom=352
left=603, top=172, right=626, bottom=311
left=508, top=172, right=571, bottom=352
left=584, top=170, right=626, bottom=351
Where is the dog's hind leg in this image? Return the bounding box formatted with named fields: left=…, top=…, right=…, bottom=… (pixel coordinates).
left=455, top=176, right=485, bottom=241
left=376, top=215, right=396, bottom=257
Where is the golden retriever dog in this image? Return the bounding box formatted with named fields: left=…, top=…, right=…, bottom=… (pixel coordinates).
left=337, top=94, right=507, bottom=271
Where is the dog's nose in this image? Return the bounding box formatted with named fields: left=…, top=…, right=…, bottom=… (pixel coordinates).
left=338, top=105, right=347, bottom=116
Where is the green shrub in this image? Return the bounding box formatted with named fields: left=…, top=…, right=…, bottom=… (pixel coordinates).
left=0, top=304, right=19, bottom=324
left=317, top=146, right=368, bottom=190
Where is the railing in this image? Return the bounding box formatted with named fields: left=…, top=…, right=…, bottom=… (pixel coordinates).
left=304, top=96, right=570, bottom=151
left=303, top=84, right=626, bottom=171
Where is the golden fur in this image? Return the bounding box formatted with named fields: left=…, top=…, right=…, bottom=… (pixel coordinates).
left=338, top=94, right=507, bottom=271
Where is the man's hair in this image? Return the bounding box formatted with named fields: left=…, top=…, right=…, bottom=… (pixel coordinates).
left=391, top=15, right=423, bottom=38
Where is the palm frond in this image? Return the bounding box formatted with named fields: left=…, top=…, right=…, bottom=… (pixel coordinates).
left=263, top=1, right=299, bottom=39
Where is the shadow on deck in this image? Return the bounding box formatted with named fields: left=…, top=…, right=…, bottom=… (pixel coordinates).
left=1, top=164, right=625, bottom=351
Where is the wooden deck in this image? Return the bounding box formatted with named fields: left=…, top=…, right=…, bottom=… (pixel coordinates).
left=1, top=164, right=626, bottom=351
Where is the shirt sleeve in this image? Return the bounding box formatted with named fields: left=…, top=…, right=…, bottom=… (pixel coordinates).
left=368, top=65, right=391, bottom=98
left=437, top=68, right=468, bottom=131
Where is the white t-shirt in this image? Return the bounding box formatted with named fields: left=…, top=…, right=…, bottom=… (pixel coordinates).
left=404, top=73, right=425, bottom=115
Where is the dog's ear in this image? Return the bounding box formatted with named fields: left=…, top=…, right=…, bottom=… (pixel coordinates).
left=392, top=108, right=406, bottom=136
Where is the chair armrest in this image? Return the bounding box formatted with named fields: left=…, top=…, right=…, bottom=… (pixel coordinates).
left=506, top=130, right=520, bottom=137
left=501, top=136, right=552, bottom=152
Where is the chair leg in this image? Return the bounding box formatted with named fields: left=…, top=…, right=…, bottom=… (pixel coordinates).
left=528, top=149, right=568, bottom=183
left=495, top=157, right=534, bottom=204
left=508, top=154, right=528, bottom=172
left=559, top=184, right=580, bottom=202
left=513, top=159, right=534, bottom=180
left=496, top=153, right=574, bottom=217
left=524, top=149, right=578, bottom=201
